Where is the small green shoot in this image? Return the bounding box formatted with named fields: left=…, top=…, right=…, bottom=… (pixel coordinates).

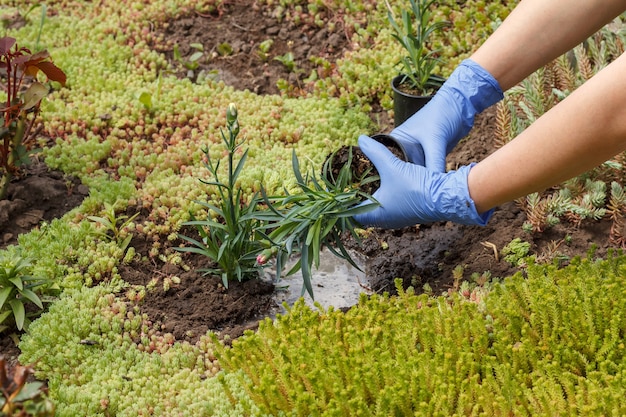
left=87, top=202, right=139, bottom=253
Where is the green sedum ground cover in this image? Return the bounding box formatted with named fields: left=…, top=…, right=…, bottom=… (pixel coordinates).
left=3, top=0, right=626, bottom=415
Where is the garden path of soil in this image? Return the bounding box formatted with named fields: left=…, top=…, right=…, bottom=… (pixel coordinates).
left=0, top=2, right=613, bottom=374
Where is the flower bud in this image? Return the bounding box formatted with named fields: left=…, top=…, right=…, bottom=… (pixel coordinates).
left=256, top=247, right=277, bottom=265
left=226, top=103, right=238, bottom=125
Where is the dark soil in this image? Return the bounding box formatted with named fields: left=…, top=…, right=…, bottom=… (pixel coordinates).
left=0, top=1, right=614, bottom=378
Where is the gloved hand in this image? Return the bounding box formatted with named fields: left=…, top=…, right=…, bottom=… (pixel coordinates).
left=353, top=135, right=493, bottom=229
left=391, top=59, right=503, bottom=172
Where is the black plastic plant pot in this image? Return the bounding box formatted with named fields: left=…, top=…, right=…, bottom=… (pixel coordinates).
left=391, top=75, right=434, bottom=127
left=323, top=134, right=408, bottom=195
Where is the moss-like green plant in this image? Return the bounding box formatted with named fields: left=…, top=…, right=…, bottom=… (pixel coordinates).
left=501, top=237, right=532, bottom=267
left=215, top=253, right=626, bottom=415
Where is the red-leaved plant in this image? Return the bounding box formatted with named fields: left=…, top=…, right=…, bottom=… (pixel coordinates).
left=0, top=36, right=66, bottom=199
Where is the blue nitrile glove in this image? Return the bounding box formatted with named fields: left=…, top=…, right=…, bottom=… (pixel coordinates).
left=391, top=59, right=503, bottom=172
left=353, top=135, right=493, bottom=229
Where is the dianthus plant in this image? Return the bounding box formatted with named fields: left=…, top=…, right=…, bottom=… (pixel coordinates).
left=177, top=105, right=379, bottom=299
left=176, top=104, right=269, bottom=288
left=0, top=36, right=66, bottom=200
left=250, top=148, right=379, bottom=299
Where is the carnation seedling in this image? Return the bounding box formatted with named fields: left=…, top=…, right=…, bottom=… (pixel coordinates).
left=250, top=148, right=379, bottom=299
left=386, top=0, right=448, bottom=94
left=176, top=104, right=268, bottom=288
left=87, top=201, right=139, bottom=253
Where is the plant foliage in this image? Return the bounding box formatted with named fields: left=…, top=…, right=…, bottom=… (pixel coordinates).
left=250, top=147, right=379, bottom=299
left=0, top=252, right=56, bottom=333
left=216, top=253, right=626, bottom=416
left=176, top=104, right=268, bottom=288
left=386, top=0, right=448, bottom=94
left=0, top=36, right=66, bottom=200
left=495, top=25, right=626, bottom=236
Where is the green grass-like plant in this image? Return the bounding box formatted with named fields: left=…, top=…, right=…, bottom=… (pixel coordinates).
left=386, top=0, right=448, bottom=94
left=87, top=201, right=139, bottom=254
left=176, top=104, right=268, bottom=288
left=251, top=147, right=379, bottom=299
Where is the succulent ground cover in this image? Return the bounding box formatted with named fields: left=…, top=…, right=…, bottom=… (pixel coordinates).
left=0, top=0, right=625, bottom=414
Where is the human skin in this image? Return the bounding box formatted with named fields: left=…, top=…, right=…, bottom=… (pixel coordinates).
left=466, top=0, right=626, bottom=213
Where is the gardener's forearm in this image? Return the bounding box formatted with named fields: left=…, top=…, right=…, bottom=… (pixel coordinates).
left=470, top=0, right=626, bottom=91
left=468, top=52, right=626, bottom=213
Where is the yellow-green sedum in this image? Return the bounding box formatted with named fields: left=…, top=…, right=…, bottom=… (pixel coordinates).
left=216, top=254, right=626, bottom=416
left=19, top=285, right=261, bottom=416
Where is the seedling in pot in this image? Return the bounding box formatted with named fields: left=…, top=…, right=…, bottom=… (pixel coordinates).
left=386, top=0, right=449, bottom=95
left=324, top=134, right=408, bottom=195
left=250, top=148, right=380, bottom=299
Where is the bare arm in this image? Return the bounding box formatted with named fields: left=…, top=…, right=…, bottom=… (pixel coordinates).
left=468, top=52, right=626, bottom=213
left=471, top=0, right=626, bottom=90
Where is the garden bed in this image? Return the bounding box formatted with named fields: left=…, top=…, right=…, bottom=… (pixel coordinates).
left=0, top=0, right=623, bottom=414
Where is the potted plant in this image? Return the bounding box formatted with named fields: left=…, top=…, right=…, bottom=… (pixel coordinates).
left=252, top=147, right=382, bottom=300
left=253, top=134, right=410, bottom=300
left=386, top=0, right=449, bottom=126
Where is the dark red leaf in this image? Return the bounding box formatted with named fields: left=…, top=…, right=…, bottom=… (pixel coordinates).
left=0, top=37, right=16, bottom=56
left=14, top=50, right=49, bottom=67
left=36, top=61, right=67, bottom=86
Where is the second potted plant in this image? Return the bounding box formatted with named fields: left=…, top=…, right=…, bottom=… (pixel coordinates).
left=386, top=0, right=449, bottom=126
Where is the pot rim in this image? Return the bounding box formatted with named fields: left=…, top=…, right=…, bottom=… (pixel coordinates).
left=370, top=133, right=409, bottom=162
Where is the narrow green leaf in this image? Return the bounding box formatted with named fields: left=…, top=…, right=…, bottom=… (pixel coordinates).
left=217, top=242, right=228, bottom=262
left=305, top=218, right=321, bottom=246
left=232, top=149, right=248, bottom=183
left=0, top=310, right=11, bottom=326
left=0, top=287, right=13, bottom=310
left=87, top=215, right=113, bottom=229
left=183, top=219, right=228, bottom=232
left=9, top=299, right=25, bottom=330
left=300, top=244, right=314, bottom=300
left=339, top=202, right=380, bottom=217
left=8, top=277, right=24, bottom=291
left=18, top=288, right=44, bottom=309
left=291, top=150, right=305, bottom=185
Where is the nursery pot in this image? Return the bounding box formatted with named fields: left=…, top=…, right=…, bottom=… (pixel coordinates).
left=324, top=134, right=408, bottom=195
left=391, top=75, right=434, bottom=127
